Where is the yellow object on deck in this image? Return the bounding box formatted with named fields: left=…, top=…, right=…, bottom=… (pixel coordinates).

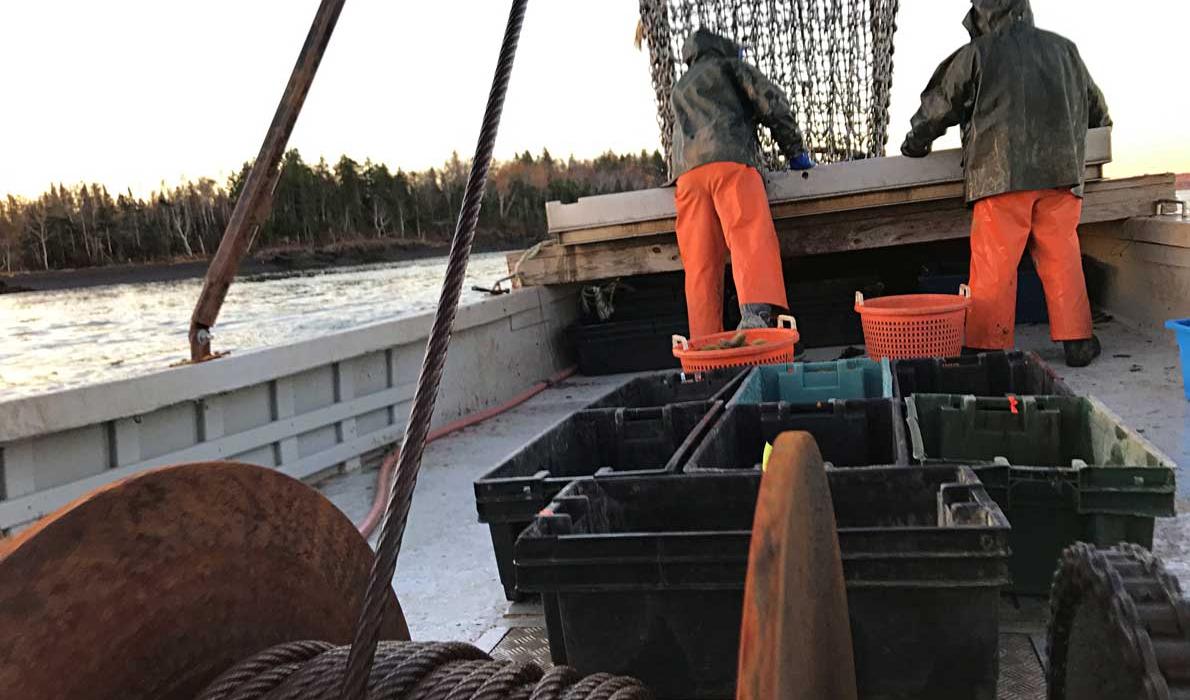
left=762, top=442, right=773, bottom=472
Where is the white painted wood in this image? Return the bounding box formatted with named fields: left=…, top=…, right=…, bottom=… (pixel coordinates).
left=272, top=378, right=300, bottom=466
left=0, top=288, right=579, bottom=531
left=385, top=348, right=400, bottom=428
left=137, top=403, right=200, bottom=462
left=31, top=424, right=109, bottom=491
left=335, top=362, right=362, bottom=472
left=1091, top=216, right=1190, bottom=249
left=0, top=384, right=425, bottom=528
left=0, top=286, right=563, bottom=444
left=546, top=127, right=1113, bottom=234
left=201, top=397, right=225, bottom=442
left=1, top=441, right=36, bottom=500
left=281, top=418, right=410, bottom=482
left=1080, top=217, right=1190, bottom=330
left=111, top=418, right=142, bottom=468
left=219, top=384, right=274, bottom=435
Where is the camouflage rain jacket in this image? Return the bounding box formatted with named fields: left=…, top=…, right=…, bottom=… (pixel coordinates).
left=669, top=29, right=805, bottom=182
left=901, top=0, right=1112, bottom=202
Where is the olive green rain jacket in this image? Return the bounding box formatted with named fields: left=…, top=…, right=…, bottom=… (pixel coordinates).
left=670, top=29, right=805, bottom=181
left=900, top=0, right=1112, bottom=202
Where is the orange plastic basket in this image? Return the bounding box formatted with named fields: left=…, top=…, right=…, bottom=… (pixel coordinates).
left=855, top=285, right=972, bottom=360
left=672, top=316, right=800, bottom=373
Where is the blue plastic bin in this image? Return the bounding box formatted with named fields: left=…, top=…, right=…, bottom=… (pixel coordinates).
left=1167, top=318, right=1190, bottom=401
left=729, top=358, right=892, bottom=406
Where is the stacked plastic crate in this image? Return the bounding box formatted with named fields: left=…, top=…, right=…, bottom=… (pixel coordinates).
left=473, top=367, right=745, bottom=601
left=898, top=352, right=1178, bottom=594
left=473, top=351, right=1177, bottom=699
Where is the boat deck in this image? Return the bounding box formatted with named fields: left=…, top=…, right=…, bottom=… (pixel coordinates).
left=479, top=596, right=1053, bottom=700
left=317, top=316, right=1190, bottom=698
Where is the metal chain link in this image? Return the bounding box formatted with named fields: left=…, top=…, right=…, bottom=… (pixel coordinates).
left=1047, top=542, right=1190, bottom=700
left=638, top=0, right=900, bottom=178
left=639, top=0, right=676, bottom=175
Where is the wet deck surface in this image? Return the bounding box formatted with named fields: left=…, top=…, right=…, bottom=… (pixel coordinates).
left=319, top=373, right=627, bottom=642
left=316, top=316, right=1189, bottom=698
left=481, top=598, right=1053, bottom=700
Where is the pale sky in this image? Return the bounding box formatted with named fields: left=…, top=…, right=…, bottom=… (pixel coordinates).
left=1, top=0, right=1187, bottom=199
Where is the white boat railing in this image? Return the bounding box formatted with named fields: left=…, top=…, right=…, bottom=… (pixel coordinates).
left=0, top=286, right=578, bottom=533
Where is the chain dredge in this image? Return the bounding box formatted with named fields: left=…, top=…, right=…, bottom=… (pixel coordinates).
left=637, top=0, right=900, bottom=177
left=195, top=641, right=652, bottom=700
left=1047, top=543, right=1190, bottom=700
left=339, top=1, right=530, bottom=698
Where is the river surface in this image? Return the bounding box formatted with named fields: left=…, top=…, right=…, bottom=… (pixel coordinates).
left=0, top=253, right=512, bottom=399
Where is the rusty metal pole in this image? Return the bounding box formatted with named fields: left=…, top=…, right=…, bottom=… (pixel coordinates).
left=188, top=0, right=347, bottom=362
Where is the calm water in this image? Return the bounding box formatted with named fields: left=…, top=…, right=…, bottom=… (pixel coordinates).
left=0, top=253, right=512, bottom=399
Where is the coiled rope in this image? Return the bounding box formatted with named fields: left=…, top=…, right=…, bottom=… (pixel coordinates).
left=196, top=641, right=652, bottom=700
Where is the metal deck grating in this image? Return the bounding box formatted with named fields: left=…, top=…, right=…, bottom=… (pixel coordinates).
left=999, top=634, right=1047, bottom=700
left=490, top=626, right=552, bottom=669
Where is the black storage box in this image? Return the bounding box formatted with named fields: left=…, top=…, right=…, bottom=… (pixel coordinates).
left=474, top=401, right=718, bottom=600
left=569, top=316, right=687, bottom=376
left=894, top=350, right=1072, bottom=398
left=586, top=368, right=745, bottom=410
left=516, top=468, right=1010, bottom=699
left=905, top=393, right=1177, bottom=593
left=918, top=263, right=1048, bottom=324
left=784, top=275, right=883, bottom=348
left=685, top=399, right=908, bottom=471
left=578, top=273, right=687, bottom=324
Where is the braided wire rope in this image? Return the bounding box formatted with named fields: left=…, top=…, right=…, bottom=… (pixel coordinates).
left=339, top=1, right=532, bottom=697
left=196, top=641, right=652, bottom=700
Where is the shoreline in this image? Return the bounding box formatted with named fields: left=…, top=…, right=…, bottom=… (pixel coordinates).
left=0, top=236, right=535, bottom=294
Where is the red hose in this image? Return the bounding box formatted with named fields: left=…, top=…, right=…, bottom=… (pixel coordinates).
left=356, top=365, right=579, bottom=538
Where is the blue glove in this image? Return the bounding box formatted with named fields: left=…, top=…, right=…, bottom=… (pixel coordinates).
left=790, top=152, right=815, bottom=171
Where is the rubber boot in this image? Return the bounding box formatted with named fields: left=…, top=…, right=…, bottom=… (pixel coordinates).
left=738, top=303, right=775, bottom=330
left=1063, top=335, right=1101, bottom=368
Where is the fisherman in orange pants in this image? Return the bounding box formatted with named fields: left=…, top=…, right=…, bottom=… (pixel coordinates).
left=669, top=29, right=814, bottom=338
left=901, top=0, right=1111, bottom=367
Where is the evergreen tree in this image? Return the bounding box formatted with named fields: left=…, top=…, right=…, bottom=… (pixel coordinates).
left=0, top=149, right=667, bottom=273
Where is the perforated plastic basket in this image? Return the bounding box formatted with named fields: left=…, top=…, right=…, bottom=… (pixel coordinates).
left=671, top=316, right=799, bottom=373
left=855, top=286, right=972, bottom=360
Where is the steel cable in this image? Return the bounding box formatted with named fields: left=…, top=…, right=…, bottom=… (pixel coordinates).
left=195, top=641, right=651, bottom=700
left=339, top=1, right=530, bottom=698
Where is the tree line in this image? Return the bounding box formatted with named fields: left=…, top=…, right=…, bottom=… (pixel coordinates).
left=0, top=149, right=668, bottom=273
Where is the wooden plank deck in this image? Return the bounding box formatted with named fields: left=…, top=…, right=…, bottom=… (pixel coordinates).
left=554, top=164, right=1104, bottom=248
left=546, top=128, right=1113, bottom=242
left=511, top=173, right=1176, bottom=287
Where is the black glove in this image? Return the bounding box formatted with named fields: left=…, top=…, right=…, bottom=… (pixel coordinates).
left=900, top=135, right=931, bottom=159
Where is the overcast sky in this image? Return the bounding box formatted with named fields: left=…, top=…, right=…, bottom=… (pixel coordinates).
left=1, top=0, right=1187, bottom=198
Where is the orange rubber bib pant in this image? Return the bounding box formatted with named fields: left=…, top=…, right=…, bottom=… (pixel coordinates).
left=675, top=161, right=789, bottom=338
left=967, top=188, right=1093, bottom=350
